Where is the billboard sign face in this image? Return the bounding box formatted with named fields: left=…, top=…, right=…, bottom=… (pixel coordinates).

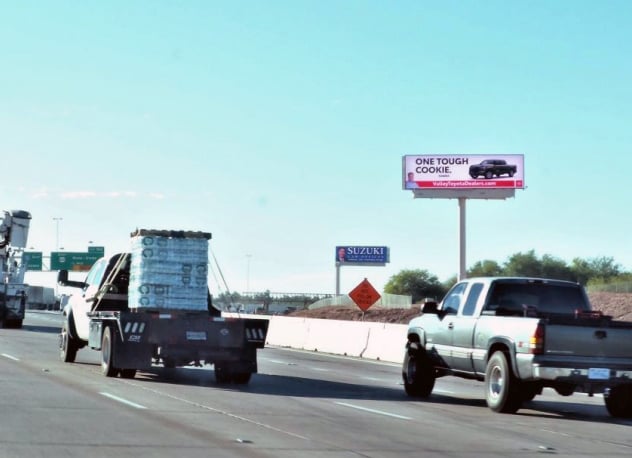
left=403, top=154, right=525, bottom=190
left=336, top=246, right=389, bottom=265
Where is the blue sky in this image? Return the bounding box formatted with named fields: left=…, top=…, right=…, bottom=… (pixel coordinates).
left=2, top=1, right=631, bottom=295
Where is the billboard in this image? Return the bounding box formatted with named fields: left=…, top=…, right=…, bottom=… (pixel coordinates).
left=335, top=246, right=389, bottom=265
left=403, top=154, right=525, bottom=190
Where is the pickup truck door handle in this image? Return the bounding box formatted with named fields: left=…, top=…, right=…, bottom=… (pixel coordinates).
left=594, top=330, right=607, bottom=339
left=448, top=322, right=454, bottom=330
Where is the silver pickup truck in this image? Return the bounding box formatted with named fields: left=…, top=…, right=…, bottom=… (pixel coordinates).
left=403, top=277, right=632, bottom=417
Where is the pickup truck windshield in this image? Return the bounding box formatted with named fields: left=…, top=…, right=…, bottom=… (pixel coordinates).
left=485, top=282, right=590, bottom=316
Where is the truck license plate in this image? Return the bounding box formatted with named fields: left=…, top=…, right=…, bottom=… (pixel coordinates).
left=186, top=331, right=207, bottom=341
left=588, top=368, right=610, bottom=380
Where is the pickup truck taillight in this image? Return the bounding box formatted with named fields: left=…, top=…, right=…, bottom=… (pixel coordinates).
left=529, top=323, right=544, bottom=355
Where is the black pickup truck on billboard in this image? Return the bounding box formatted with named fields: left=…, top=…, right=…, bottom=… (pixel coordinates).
left=469, top=159, right=517, bottom=179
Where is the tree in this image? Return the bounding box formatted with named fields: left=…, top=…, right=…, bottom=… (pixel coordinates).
left=540, top=254, right=575, bottom=281
left=502, top=250, right=542, bottom=277
left=467, top=260, right=502, bottom=277
left=384, top=269, right=447, bottom=303
left=588, top=256, right=622, bottom=281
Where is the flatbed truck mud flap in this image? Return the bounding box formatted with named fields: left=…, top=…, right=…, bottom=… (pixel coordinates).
left=89, top=319, right=153, bottom=369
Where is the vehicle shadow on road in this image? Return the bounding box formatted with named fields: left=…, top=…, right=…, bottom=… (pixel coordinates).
left=136, top=368, right=408, bottom=402
left=420, top=392, right=632, bottom=427
left=21, top=324, right=60, bottom=335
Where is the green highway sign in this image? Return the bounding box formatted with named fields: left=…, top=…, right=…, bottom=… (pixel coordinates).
left=23, top=251, right=43, bottom=271
left=88, top=245, right=105, bottom=256
left=51, top=251, right=102, bottom=272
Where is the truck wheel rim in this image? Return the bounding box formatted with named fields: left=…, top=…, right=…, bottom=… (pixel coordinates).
left=489, top=366, right=503, bottom=399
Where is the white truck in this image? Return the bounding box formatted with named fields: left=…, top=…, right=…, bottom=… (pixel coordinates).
left=58, top=229, right=269, bottom=383
left=0, top=210, right=32, bottom=328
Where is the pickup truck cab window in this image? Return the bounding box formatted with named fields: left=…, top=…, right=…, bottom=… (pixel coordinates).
left=84, top=259, right=107, bottom=290
left=442, top=282, right=467, bottom=315
left=461, top=282, right=483, bottom=316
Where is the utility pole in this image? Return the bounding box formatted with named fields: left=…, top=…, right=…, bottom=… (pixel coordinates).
left=53, top=217, right=63, bottom=250
left=246, top=254, right=252, bottom=293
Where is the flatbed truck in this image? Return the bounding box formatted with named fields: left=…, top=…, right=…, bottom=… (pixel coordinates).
left=58, top=229, right=268, bottom=383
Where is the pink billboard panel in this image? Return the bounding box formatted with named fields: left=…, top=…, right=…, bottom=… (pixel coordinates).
left=403, top=154, right=525, bottom=190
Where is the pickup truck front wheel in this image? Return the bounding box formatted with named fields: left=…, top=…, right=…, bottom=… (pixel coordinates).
left=485, top=351, right=523, bottom=413
left=60, top=314, right=80, bottom=363
left=403, top=351, right=435, bottom=398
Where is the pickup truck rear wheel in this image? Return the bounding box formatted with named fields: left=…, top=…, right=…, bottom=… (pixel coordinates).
left=60, top=315, right=80, bottom=363
left=403, top=351, right=435, bottom=398
left=605, top=385, right=632, bottom=418
left=101, top=326, right=118, bottom=377
left=485, top=351, right=523, bottom=413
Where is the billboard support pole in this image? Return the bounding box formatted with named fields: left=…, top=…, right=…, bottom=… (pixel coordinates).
left=458, top=197, right=467, bottom=281
left=335, top=262, right=341, bottom=295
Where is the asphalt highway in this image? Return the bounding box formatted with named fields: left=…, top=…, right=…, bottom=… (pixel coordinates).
left=1, top=311, right=631, bottom=457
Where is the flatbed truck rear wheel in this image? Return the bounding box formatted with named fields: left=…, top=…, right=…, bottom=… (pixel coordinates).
left=101, top=325, right=118, bottom=377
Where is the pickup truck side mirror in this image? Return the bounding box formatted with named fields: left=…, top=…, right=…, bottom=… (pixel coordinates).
left=57, top=269, right=69, bottom=285
left=57, top=269, right=87, bottom=289
left=421, top=301, right=439, bottom=314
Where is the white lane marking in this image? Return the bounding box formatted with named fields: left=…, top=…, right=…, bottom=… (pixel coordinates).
left=335, top=402, right=412, bottom=420
left=125, top=382, right=310, bottom=441
left=1, top=353, right=19, bottom=361
left=310, top=367, right=330, bottom=372
left=265, top=359, right=291, bottom=365
left=100, top=392, right=147, bottom=409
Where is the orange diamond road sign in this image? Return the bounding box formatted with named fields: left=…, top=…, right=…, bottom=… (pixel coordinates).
left=348, top=278, right=381, bottom=312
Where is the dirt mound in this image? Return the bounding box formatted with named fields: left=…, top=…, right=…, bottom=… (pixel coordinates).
left=288, top=291, right=632, bottom=324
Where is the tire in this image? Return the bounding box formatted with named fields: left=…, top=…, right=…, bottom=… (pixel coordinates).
left=521, top=383, right=541, bottom=402
left=101, top=326, right=118, bottom=377
left=60, top=314, right=80, bottom=363
left=485, top=171, right=494, bottom=179
left=233, top=371, right=252, bottom=384
left=119, top=369, right=137, bottom=379
left=402, top=350, right=435, bottom=398
left=214, top=362, right=233, bottom=383
left=508, top=171, right=514, bottom=177
left=605, top=385, right=632, bottom=418
left=485, top=351, right=523, bottom=413
left=214, top=363, right=252, bottom=384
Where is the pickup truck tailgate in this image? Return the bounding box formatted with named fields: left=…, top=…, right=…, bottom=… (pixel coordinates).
left=544, top=316, right=632, bottom=359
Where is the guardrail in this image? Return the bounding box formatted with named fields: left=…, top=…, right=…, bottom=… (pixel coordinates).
left=226, top=313, right=407, bottom=364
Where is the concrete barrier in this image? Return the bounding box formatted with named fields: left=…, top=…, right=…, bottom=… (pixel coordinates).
left=235, top=313, right=408, bottom=364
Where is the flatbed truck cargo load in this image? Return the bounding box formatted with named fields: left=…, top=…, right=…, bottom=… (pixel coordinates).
left=57, top=229, right=269, bottom=383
